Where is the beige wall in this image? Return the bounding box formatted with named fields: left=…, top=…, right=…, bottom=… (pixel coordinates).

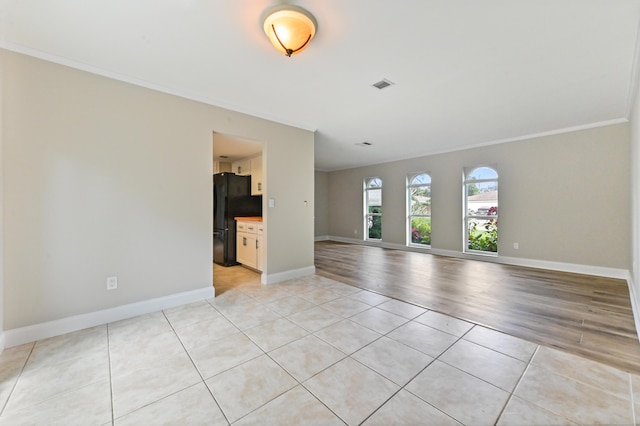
left=0, top=51, right=4, bottom=337
left=630, top=78, right=640, bottom=309
left=261, top=135, right=315, bottom=275
left=327, top=123, right=630, bottom=269
left=1, top=50, right=314, bottom=330
left=314, top=171, right=329, bottom=237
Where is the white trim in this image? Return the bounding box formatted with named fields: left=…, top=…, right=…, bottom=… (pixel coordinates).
left=0, top=42, right=317, bottom=133
left=3, top=43, right=627, bottom=176
left=626, top=15, right=640, bottom=119
left=3, top=286, right=214, bottom=348
left=262, top=266, right=316, bottom=285
left=627, top=276, right=640, bottom=342
left=314, top=235, right=330, bottom=241
left=325, top=236, right=629, bottom=279
left=496, top=255, right=629, bottom=280
left=319, top=118, right=628, bottom=172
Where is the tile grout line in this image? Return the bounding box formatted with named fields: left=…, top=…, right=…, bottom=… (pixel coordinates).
left=629, top=372, right=636, bottom=426
left=161, top=308, right=232, bottom=425
left=0, top=342, right=36, bottom=418
left=316, top=308, right=468, bottom=425
left=217, top=291, right=347, bottom=424
left=491, top=344, right=540, bottom=425
left=234, top=283, right=363, bottom=424
left=388, top=322, right=478, bottom=425
left=239, top=284, right=471, bottom=424
left=106, top=323, right=115, bottom=426
left=216, top=278, right=637, bottom=424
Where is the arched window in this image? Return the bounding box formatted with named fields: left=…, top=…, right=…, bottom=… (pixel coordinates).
left=364, top=177, right=382, bottom=240
left=464, top=166, right=498, bottom=254
left=407, top=173, right=431, bottom=247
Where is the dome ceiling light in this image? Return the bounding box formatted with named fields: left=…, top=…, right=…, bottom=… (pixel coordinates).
left=262, top=5, right=317, bottom=57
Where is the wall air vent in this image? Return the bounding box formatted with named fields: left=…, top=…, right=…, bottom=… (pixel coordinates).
left=372, top=79, right=394, bottom=90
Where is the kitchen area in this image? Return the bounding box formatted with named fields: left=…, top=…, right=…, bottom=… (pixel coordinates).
left=212, top=133, right=265, bottom=293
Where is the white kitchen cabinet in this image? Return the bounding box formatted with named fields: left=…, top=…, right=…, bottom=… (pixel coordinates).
left=236, top=219, right=263, bottom=271
left=237, top=230, right=257, bottom=268
left=250, top=155, right=263, bottom=195
left=256, top=223, right=264, bottom=271
left=232, top=159, right=251, bottom=176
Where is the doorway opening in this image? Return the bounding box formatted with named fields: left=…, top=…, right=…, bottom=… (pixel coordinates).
left=212, top=132, right=265, bottom=295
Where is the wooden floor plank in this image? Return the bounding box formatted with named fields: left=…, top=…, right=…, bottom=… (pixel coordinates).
left=314, top=241, right=640, bottom=374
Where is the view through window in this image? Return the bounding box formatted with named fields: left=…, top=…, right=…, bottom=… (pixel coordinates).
left=364, top=177, right=382, bottom=240
left=464, top=166, right=498, bottom=253
left=407, top=173, right=431, bottom=246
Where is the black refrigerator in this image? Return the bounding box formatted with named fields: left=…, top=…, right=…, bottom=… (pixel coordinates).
left=213, top=173, right=262, bottom=266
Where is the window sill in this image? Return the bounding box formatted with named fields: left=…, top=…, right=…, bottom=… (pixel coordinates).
left=408, top=244, right=431, bottom=250
left=465, top=250, right=498, bottom=257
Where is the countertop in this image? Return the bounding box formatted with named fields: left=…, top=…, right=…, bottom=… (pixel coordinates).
left=234, top=216, right=263, bottom=222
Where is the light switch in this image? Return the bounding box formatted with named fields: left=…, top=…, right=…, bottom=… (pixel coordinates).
left=268, top=198, right=275, bottom=208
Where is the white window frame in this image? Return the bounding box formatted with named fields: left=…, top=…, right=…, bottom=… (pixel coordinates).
left=364, top=177, right=382, bottom=241
left=407, top=172, right=431, bottom=248
left=463, top=166, right=499, bottom=255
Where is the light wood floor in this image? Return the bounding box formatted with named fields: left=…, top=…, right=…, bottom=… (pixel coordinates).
left=314, top=241, right=640, bottom=375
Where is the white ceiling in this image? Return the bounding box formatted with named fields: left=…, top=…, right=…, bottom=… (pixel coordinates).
left=213, top=133, right=262, bottom=163
left=1, top=0, right=639, bottom=171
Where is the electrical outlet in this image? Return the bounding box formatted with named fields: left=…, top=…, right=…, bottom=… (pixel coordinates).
left=513, top=243, right=519, bottom=250
left=107, top=276, right=118, bottom=290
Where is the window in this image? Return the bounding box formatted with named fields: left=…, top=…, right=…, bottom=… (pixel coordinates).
left=364, top=177, right=382, bottom=240
left=464, top=166, right=498, bottom=254
left=407, top=173, right=431, bottom=247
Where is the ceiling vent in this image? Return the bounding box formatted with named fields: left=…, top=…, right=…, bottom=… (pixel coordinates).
left=372, top=79, right=394, bottom=90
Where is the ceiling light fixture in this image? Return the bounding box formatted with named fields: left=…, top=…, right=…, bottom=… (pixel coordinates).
left=263, top=5, right=317, bottom=57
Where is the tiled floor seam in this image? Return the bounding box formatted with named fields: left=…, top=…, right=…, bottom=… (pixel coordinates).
left=227, top=383, right=298, bottom=425
left=233, top=283, right=358, bottom=420
left=326, top=318, right=470, bottom=425
left=393, top=324, right=472, bottom=424
left=185, top=297, right=347, bottom=423
left=491, top=344, right=540, bottom=425
left=348, top=353, right=456, bottom=426
left=160, top=309, right=232, bottom=425
left=0, top=342, right=35, bottom=418
left=106, top=323, right=115, bottom=426
left=630, top=372, right=636, bottom=426
left=242, top=342, right=347, bottom=424
left=497, top=345, right=591, bottom=426
left=251, top=288, right=472, bottom=419
left=296, top=380, right=351, bottom=425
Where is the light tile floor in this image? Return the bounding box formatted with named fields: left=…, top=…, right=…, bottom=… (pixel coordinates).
left=1, top=271, right=639, bottom=425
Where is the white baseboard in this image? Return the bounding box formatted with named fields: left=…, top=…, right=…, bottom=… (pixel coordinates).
left=3, top=286, right=214, bottom=348
left=314, top=235, right=330, bottom=241
left=627, top=277, right=640, bottom=342
left=325, top=236, right=630, bottom=279
left=263, top=266, right=316, bottom=285
left=496, top=255, right=630, bottom=280
left=0, top=333, right=5, bottom=353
